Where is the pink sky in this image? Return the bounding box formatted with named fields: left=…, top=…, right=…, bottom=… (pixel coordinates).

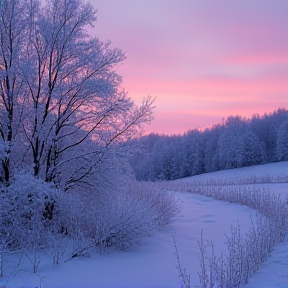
left=89, top=0, right=288, bottom=135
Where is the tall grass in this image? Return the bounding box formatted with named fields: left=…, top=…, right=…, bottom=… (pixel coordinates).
left=164, top=176, right=288, bottom=288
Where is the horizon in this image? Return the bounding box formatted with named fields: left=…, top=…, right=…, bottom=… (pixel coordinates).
left=90, top=0, right=288, bottom=135
left=137, top=107, right=288, bottom=136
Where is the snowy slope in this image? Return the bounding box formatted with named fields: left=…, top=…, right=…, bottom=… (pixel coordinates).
left=3, top=161, right=288, bottom=288
left=186, top=161, right=288, bottom=181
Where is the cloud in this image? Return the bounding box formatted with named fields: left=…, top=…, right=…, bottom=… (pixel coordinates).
left=89, top=0, right=288, bottom=134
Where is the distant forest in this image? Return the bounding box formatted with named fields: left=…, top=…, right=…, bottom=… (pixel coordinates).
left=130, top=108, right=288, bottom=181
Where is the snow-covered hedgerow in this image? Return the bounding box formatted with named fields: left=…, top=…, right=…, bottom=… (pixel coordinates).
left=166, top=180, right=288, bottom=288
left=178, top=174, right=288, bottom=186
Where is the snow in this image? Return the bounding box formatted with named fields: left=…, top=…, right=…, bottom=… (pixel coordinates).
left=184, top=161, right=288, bottom=181
left=243, top=241, right=288, bottom=288
left=3, top=161, right=288, bottom=288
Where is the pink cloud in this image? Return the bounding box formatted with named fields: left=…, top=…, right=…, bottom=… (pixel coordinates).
left=89, top=0, right=288, bottom=134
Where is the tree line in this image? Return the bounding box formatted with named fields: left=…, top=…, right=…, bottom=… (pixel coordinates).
left=130, top=108, right=288, bottom=181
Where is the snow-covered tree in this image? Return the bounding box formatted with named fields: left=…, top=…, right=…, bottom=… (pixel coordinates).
left=276, top=119, right=288, bottom=161
left=0, top=0, right=154, bottom=189
left=0, top=1, right=181, bottom=272
left=217, top=117, right=265, bottom=169
left=0, top=0, right=28, bottom=182
left=250, top=109, right=288, bottom=162
left=183, top=130, right=204, bottom=176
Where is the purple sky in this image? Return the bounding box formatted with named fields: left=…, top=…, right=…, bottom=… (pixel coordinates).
left=89, top=0, right=288, bottom=135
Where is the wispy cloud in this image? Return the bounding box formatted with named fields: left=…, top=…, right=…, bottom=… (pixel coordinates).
left=90, top=0, right=288, bottom=134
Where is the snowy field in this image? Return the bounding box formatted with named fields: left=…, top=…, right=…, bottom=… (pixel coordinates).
left=3, top=161, right=288, bottom=288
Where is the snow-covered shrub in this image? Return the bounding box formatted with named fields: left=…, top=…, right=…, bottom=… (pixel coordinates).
left=2, top=172, right=57, bottom=247
left=62, top=181, right=179, bottom=254
left=106, top=182, right=179, bottom=249
left=1, top=170, right=179, bottom=271
left=0, top=171, right=58, bottom=272
left=126, top=182, right=180, bottom=227
left=45, top=191, right=85, bottom=264
left=93, top=189, right=158, bottom=250
left=196, top=215, right=282, bottom=288
left=25, top=178, right=180, bottom=265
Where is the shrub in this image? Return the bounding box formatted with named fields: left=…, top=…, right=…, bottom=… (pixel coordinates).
left=169, top=178, right=288, bottom=288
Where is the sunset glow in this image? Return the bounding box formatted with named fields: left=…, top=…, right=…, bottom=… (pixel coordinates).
left=91, top=0, right=288, bottom=135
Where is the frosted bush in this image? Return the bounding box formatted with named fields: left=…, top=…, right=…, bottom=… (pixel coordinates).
left=1, top=172, right=57, bottom=248
left=0, top=171, right=58, bottom=272
left=126, top=182, right=180, bottom=227
left=29, top=179, right=180, bottom=264
left=65, top=181, right=180, bottom=254
left=0, top=171, right=179, bottom=272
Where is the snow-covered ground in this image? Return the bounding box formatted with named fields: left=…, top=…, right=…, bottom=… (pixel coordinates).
left=3, top=161, right=288, bottom=288
left=184, top=161, right=288, bottom=181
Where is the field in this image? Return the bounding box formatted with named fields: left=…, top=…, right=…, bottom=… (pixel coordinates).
left=3, top=161, right=288, bottom=288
